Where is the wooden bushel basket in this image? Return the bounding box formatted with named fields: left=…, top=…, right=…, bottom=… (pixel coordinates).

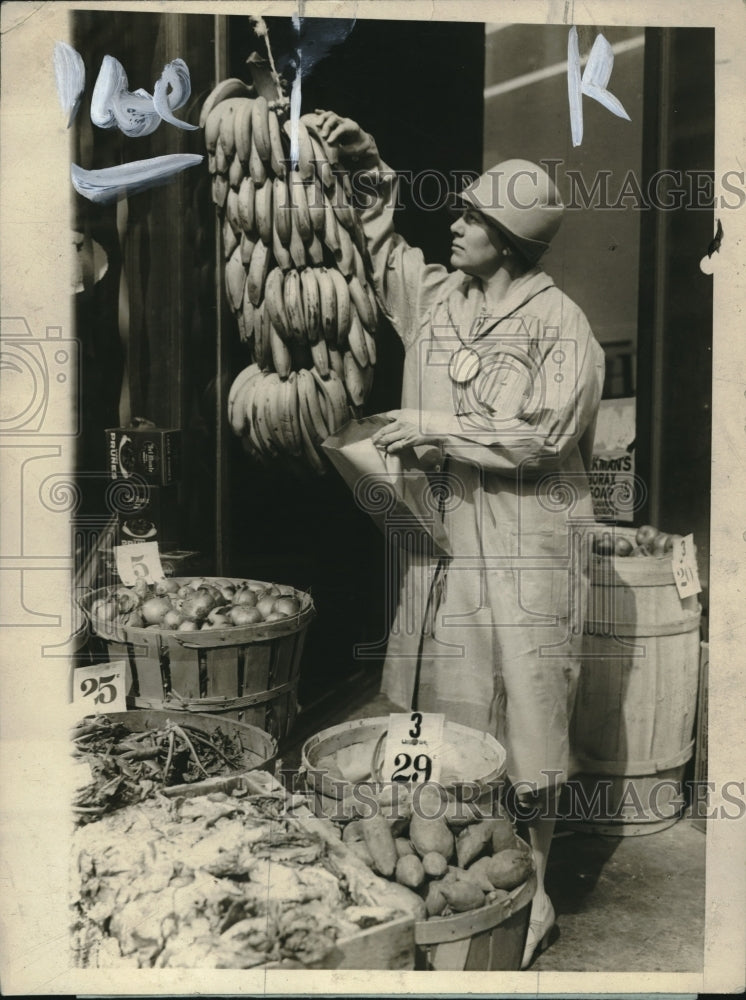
left=80, top=579, right=315, bottom=742
left=414, top=875, right=536, bottom=970
left=569, top=530, right=702, bottom=834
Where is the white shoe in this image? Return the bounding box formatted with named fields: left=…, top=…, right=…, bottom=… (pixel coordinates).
left=521, top=896, right=556, bottom=969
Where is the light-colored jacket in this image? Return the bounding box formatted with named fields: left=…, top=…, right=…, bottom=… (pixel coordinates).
left=359, top=166, right=606, bottom=788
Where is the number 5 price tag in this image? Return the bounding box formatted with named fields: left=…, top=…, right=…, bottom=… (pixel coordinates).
left=381, top=712, right=445, bottom=784
left=114, top=541, right=165, bottom=586
left=671, top=533, right=702, bottom=600
left=74, top=661, right=127, bottom=713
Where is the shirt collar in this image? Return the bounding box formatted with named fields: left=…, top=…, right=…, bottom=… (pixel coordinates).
left=469, top=267, right=555, bottom=324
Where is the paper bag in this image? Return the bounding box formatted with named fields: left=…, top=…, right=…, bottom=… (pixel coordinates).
left=322, top=416, right=452, bottom=557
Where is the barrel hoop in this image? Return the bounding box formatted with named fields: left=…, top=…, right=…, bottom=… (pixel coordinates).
left=584, top=614, right=701, bottom=638
left=574, top=739, right=695, bottom=777
left=137, top=680, right=295, bottom=713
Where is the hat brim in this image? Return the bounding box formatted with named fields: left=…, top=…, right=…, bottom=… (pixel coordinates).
left=450, top=190, right=550, bottom=264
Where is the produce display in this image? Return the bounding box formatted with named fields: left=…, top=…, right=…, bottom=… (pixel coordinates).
left=334, top=783, right=534, bottom=919
left=592, top=523, right=683, bottom=558
left=88, top=575, right=309, bottom=635
left=71, top=774, right=415, bottom=969
left=71, top=714, right=266, bottom=823
left=202, top=75, right=380, bottom=473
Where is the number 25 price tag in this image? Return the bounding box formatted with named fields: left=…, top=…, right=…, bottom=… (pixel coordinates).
left=114, top=541, right=165, bottom=586
left=74, top=661, right=127, bottom=713
left=671, top=533, right=702, bottom=600
left=381, top=712, right=445, bottom=784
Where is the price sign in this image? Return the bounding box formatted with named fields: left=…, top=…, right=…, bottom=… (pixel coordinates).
left=381, top=712, right=445, bottom=784
left=74, top=661, right=127, bottom=713
left=672, top=533, right=702, bottom=599
left=114, top=541, right=165, bottom=586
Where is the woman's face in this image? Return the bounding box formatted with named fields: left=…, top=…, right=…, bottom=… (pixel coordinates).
left=450, top=208, right=508, bottom=279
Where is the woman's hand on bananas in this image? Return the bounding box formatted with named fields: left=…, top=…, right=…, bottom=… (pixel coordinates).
left=372, top=409, right=436, bottom=454
left=310, top=110, right=380, bottom=168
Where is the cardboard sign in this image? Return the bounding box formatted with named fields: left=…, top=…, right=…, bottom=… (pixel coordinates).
left=73, top=661, right=127, bottom=713
left=672, top=533, right=702, bottom=599
left=381, top=712, right=445, bottom=784
left=114, top=541, right=165, bottom=586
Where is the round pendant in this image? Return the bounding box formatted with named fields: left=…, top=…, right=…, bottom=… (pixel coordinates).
left=449, top=347, right=481, bottom=384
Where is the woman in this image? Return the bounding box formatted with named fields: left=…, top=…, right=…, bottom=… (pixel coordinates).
left=313, top=111, right=605, bottom=967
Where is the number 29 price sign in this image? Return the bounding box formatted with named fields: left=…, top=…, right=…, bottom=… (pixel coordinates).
left=73, top=661, right=127, bottom=714
left=380, top=712, right=446, bottom=784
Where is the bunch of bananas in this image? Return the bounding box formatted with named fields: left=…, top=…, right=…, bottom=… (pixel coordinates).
left=201, top=79, right=379, bottom=473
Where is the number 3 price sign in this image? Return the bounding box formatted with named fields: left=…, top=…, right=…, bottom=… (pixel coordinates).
left=381, top=712, right=446, bottom=785
left=73, top=661, right=127, bottom=714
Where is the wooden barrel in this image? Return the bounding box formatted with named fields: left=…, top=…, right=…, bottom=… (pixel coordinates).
left=569, top=533, right=701, bottom=834
left=414, top=874, right=535, bottom=970
left=301, top=717, right=507, bottom=820
left=79, top=579, right=315, bottom=742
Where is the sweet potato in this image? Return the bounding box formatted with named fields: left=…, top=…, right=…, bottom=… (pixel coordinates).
left=347, top=839, right=375, bottom=868
left=490, top=815, right=517, bottom=853
left=487, top=848, right=533, bottom=891
left=359, top=812, right=398, bottom=877
left=440, top=879, right=485, bottom=913
left=421, top=851, right=448, bottom=878
left=455, top=819, right=498, bottom=867
left=462, top=855, right=496, bottom=893
left=425, top=881, right=447, bottom=917
left=409, top=812, right=454, bottom=861
left=394, top=837, right=415, bottom=858
left=395, top=854, right=425, bottom=889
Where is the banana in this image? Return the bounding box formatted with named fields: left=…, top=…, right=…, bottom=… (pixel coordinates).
left=316, top=267, right=338, bottom=346
left=333, top=174, right=356, bottom=230
left=237, top=175, right=255, bottom=232
left=328, top=267, right=352, bottom=345
left=264, top=372, right=286, bottom=450
left=273, top=176, right=292, bottom=247
left=208, top=153, right=217, bottom=175
left=204, top=104, right=226, bottom=153
left=200, top=78, right=252, bottom=129
left=264, top=267, right=290, bottom=342
left=348, top=306, right=370, bottom=367
left=225, top=188, right=241, bottom=235
left=281, top=372, right=302, bottom=455
left=272, top=219, right=293, bottom=272
left=253, top=301, right=272, bottom=371
left=348, top=273, right=377, bottom=331
left=234, top=98, right=253, bottom=164
left=363, top=328, right=377, bottom=366
left=328, top=345, right=345, bottom=381
left=297, top=368, right=330, bottom=442
left=239, top=298, right=256, bottom=345
left=307, top=177, right=326, bottom=235
left=300, top=267, right=322, bottom=344
left=306, top=235, right=325, bottom=266
left=311, top=338, right=330, bottom=378
left=219, top=99, right=242, bottom=159
left=352, top=242, right=367, bottom=286
left=222, top=216, right=238, bottom=260
left=250, top=95, right=271, bottom=165
left=334, top=222, right=355, bottom=277
left=252, top=375, right=279, bottom=456
left=288, top=214, right=308, bottom=270
left=247, top=239, right=270, bottom=306
left=307, top=131, right=336, bottom=191
left=240, top=233, right=256, bottom=266
left=322, top=191, right=341, bottom=253
left=240, top=368, right=263, bottom=452
left=254, top=180, right=273, bottom=245
left=311, top=369, right=351, bottom=433
left=343, top=348, right=368, bottom=407
left=288, top=171, right=313, bottom=242
left=268, top=107, right=288, bottom=178
left=296, top=119, right=315, bottom=181
left=229, top=152, right=243, bottom=190
left=249, top=134, right=267, bottom=185
left=284, top=269, right=306, bottom=341
left=297, top=399, right=327, bottom=475
left=269, top=323, right=292, bottom=379
left=228, top=363, right=260, bottom=433
left=215, top=139, right=229, bottom=175
left=225, top=245, right=246, bottom=311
